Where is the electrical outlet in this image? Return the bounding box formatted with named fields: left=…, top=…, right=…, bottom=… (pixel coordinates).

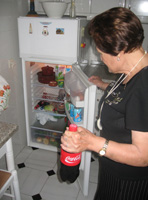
left=8, top=59, right=16, bottom=69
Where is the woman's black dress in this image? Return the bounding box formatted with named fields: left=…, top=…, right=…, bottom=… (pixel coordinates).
left=94, top=67, right=148, bottom=200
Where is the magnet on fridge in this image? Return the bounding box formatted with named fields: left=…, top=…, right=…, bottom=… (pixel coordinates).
left=29, top=23, right=32, bottom=34
left=42, top=26, right=49, bottom=36
left=56, top=28, right=64, bottom=35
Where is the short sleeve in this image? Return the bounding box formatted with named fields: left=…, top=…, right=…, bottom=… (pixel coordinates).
left=125, top=86, right=148, bottom=132
left=0, top=75, right=11, bottom=112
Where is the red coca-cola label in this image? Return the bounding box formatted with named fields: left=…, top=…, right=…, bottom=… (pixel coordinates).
left=60, top=148, right=81, bottom=166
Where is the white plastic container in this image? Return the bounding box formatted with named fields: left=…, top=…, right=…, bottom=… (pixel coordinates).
left=64, top=71, right=86, bottom=101
left=41, top=2, right=68, bottom=18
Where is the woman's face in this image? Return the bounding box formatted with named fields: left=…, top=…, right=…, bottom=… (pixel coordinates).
left=96, top=48, right=122, bottom=74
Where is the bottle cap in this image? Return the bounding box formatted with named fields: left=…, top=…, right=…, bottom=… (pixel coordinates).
left=69, top=124, right=77, bottom=132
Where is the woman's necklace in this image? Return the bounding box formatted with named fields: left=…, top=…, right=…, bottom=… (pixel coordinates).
left=97, top=50, right=147, bottom=130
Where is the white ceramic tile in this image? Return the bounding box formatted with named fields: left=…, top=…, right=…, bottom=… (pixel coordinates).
left=77, top=182, right=97, bottom=200
left=89, top=159, right=99, bottom=183
left=15, top=146, right=33, bottom=165
left=18, top=167, right=48, bottom=196
left=41, top=175, right=79, bottom=200
left=12, top=131, right=22, bottom=146
left=25, top=149, right=58, bottom=171
left=17, top=0, right=28, bottom=16
left=0, top=195, right=11, bottom=200
left=12, top=141, right=25, bottom=158
left=3, top=106, right=18, bottom=124
left=65, top=0, right=90, bottom=15
left=0, top=111, right=6, bottom=122
left=0, top=32, right=13, bottom=58
left=0, top=59, right=8, bottom=73
left=20, top=194, right=33, bottom=200
left=52, top=151, right=60, bottom=171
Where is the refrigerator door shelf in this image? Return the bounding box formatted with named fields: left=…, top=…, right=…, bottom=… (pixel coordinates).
left=65, top=104, right=84, bottom=126
left=64, top=87, right=85, bottom=107
left=64, top=64, right=90, bottom=107
left=71, top=98, right=84, bottom=108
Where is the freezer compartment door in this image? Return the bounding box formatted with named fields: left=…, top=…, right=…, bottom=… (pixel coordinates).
left=18, top=17, right=88, bottom=63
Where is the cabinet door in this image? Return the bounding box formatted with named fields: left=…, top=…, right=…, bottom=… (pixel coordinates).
left=127, top=0, right=148, bottom=16
left=65, top=0, right=90, bottom=15
left=91, top=0, right=119, bottom=14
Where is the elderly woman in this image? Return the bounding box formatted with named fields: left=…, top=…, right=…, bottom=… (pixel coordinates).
left=61, top=7, right=148, bottom=200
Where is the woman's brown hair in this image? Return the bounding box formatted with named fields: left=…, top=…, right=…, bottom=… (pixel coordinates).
left=88, top=7, right=144, bottom=56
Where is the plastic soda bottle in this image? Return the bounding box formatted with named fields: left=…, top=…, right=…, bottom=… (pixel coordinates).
left=60, top=124, right=81, bottom=183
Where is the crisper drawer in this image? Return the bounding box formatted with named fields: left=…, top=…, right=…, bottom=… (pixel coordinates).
left=31, top=118, right=66, bottom=148
left=31, top=128, right=61, bottom=147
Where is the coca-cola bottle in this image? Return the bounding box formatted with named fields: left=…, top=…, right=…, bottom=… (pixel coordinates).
left=60, top=124, right=81, bottom=183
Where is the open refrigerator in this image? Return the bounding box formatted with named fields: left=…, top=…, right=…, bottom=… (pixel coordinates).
left=18, top=16, right=97, bottom=196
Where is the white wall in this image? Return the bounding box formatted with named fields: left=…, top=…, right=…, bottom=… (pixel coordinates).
left=0, top=0, right=28, bottom=146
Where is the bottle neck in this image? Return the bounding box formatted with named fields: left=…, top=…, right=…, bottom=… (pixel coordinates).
left=30, top=0, right=35, bottom=12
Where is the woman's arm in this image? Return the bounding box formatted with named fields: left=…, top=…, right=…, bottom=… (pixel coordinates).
left=61, top=127, right=148, bottom=167
left=88, top=75, right=109, bottom=90
left=105, top=130, right=148, bottom=167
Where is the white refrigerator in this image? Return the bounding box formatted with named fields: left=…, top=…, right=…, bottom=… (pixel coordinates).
left=18, top=16, right=97, bottom=196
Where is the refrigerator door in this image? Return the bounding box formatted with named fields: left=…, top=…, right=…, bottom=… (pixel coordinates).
left=18, top=17, right=88, bottom=63
left=64, top=63, right=97, bottom=196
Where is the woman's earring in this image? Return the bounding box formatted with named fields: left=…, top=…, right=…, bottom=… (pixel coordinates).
left=117, top=57, right=120, bottom=61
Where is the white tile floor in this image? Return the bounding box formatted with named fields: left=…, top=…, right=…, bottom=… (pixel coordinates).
left=0, top=139, right=99, bottom=200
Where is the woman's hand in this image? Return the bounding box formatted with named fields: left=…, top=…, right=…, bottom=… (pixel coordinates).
left=88, top=75, right=109, bottom=90
left=61, top=126, right=96, bottom=153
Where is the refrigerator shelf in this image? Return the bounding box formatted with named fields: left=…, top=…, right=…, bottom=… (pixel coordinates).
left=28, top=141, right=61, bottom=152
left=31, top=118, right=66, bottom=133
left=33, top=97, right=64, bottom=104
left=30, top=119, right=66, bottom=149
left=34, top=109, right=66, bottom=117
left=32, top=82, right=63, bottom=89
left=32, top=136, right=61, bottom=148
left=31, top=127, right=62, bottom=138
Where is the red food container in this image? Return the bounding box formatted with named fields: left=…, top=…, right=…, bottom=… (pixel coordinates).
left=37, top=72, right=55, bottom=84
left=41, top=66, right=54, bottom=75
